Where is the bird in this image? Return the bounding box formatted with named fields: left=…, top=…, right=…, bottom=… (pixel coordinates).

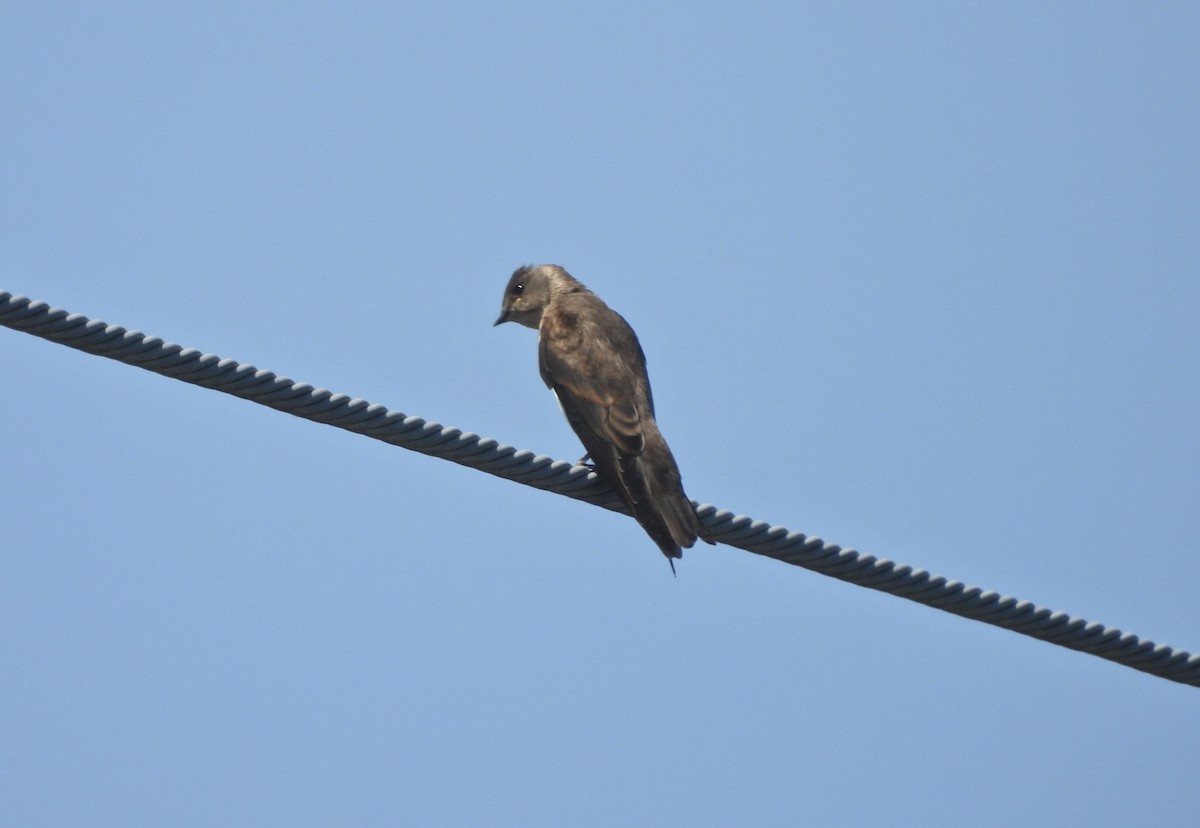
left=494, top=264, right=714, bottom=571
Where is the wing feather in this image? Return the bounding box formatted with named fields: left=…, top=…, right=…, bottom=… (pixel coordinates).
left=537, top=289, right=709, bottom=559
left=538, top=298, right=647, bottom=457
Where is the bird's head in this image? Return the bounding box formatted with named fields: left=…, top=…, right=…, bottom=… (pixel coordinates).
left=494, top=264, right=570, bottom=329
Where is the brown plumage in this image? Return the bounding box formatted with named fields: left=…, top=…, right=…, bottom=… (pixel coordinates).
left=494, top=264, right=714, bottom=569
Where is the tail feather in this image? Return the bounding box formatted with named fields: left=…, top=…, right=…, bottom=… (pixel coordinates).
left=618, top=452, right=683, bottom=559
left=576, top=414, right=709, bottom=563
left=632, top=432, right=711, bottom=559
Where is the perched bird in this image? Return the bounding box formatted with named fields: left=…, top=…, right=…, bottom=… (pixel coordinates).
left=494, top=264, right=714, bottom=570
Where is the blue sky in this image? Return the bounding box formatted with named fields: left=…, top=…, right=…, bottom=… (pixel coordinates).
left=2, top=3, right=1198, bottom=825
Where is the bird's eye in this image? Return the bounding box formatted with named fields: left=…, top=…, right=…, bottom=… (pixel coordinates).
left=512, top=283, right=525, bottom=296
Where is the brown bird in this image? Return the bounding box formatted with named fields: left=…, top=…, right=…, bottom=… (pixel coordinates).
left=494, top=264, right=714, bottom=570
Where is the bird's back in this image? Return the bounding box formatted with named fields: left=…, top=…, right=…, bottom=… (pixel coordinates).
left=537, top=286, right=711, bottom=559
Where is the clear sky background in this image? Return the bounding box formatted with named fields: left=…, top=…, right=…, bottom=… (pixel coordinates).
left=2, top=3, right=1198, bottom=826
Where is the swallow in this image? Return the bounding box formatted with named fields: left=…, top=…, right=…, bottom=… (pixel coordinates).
left=495, top=264, right=714, bottom=570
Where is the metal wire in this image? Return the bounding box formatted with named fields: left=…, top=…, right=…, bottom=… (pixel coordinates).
left=3, top=289, right=1197, bottom=689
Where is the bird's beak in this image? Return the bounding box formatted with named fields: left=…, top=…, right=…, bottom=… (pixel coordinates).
left=493, top=310, right=508, bottom=327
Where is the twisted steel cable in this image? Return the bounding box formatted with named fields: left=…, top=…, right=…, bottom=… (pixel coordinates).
left=3, top=290, right=1197, bottom=689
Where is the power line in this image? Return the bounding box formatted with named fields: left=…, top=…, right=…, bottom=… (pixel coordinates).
left=3, top=289, right=1197, bottom=688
